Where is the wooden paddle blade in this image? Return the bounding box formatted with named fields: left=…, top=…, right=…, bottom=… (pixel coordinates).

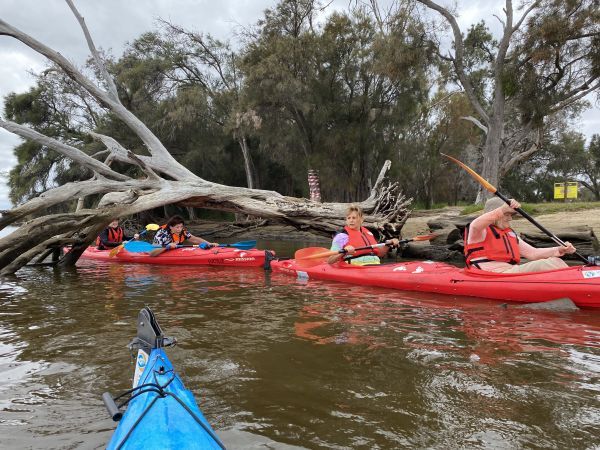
left=295, top=247, right=336, bottom=260
left=108, top=244, right=124, bottom=258
left=411, top=233, right=438, bottom=242
left=441, top=153, right=497, bottom=194
left=296, top=257, right=331, bottom=268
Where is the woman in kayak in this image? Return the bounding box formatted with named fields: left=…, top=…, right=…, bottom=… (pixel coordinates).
left=327, top=205, right=399, bottom=265
left=464, top=197, right=576, bottom=273
left=153, top=215, right=218, bottom=249
left=96, top=219, right=139, bottom=250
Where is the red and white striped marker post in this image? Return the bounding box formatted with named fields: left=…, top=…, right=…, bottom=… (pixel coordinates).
left=308, top=169, right=322, bottom=202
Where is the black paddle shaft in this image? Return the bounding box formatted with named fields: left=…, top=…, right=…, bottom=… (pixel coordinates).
left=339, top=240, right=404, bottom=254
left=494, top=192, right=589, bottom=264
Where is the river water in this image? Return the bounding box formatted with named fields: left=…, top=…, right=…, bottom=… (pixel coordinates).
left=0, top=239, right=599, bottom=449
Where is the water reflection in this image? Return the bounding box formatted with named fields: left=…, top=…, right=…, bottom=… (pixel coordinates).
left=282, top=275, right=600, bottom=353
left=0, top=251, right=598, bottom=449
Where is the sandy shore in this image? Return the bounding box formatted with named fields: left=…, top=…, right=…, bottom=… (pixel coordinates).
left=402, top=206, right=599, bottom=238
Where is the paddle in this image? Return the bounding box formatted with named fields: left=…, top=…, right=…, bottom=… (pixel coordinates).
left=108, top=223, right=160, bottom=258
left=442, top=153, right=590, bottom=264
left=147, top=240, right=256, bottom=257
left=295, top=234, right=438, bottom=268
left=218, top=240, right=257, bottom=249
left=123, top=240, right=257, bottom=257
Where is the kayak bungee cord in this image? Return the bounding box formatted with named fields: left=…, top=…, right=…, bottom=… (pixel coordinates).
left=109, top=366, right=226, bottom=450
left=104, top=308, right=226, bottom=449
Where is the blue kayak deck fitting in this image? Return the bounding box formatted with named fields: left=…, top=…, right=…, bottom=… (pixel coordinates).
left=107, top=348, right=224, bottom=450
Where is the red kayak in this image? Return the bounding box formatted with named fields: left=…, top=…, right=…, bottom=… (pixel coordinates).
left=270, top=259, right=600, bottom=308
left=80, top=246, right=272, bottom=267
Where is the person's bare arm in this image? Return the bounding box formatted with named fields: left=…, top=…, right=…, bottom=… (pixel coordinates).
left=519, top=239, right=576, bottom=260
left=188, top=235, right=219, bottom=246
left=468, top=199, right=520, bottom=244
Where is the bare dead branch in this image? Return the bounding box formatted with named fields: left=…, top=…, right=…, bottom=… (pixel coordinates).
left=0, top=118, right=131, bottom=181
left=461, top=116, right=489, bottom=134
left=64, top=0, right=119, bottom=100
left=0, top=17, right=196, bottom=180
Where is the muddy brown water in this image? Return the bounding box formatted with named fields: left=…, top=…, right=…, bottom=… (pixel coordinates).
left=0, top=239, right=599, bottom=449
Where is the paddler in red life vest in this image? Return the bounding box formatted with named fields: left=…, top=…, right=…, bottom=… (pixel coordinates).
left=327, top=205, right=400, bottom=265
left=96, top=219, right=140, bottom=250
left=153, top=215, right=219, bottom=249
left=464, top=197, right=576, bottom=273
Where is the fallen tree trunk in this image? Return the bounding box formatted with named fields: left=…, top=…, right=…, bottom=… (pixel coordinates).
left=0, top=168, right=410, bottom=275
left=519, top=227, right=598, bottom=257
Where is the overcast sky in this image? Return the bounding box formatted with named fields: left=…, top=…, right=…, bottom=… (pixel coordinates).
left=0, top=0, right=598, bottom=211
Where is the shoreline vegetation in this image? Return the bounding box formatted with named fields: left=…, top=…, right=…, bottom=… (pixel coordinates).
left=169, top=202, right=600, bottom=264
left=13, top=202, right=599, bottom=248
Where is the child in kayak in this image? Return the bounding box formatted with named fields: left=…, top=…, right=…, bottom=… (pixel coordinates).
left=96, top=219, right=139, bottom=250
left=153, top=215, right=218, bottom=249
left=327, top=205, right=399, bottom=265
left=464, top=197, right=576, bottom=273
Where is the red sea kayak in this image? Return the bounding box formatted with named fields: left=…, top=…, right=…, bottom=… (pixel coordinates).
left=80, top=246, right=272, bottom=267
left=270, top=259, right=600, bottom=308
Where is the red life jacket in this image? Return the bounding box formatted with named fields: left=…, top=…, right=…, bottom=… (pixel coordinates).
left=464, top=224, right=521, bottom=268
left=95, top=226, right=124, bottom=247
left=344, top=226, right=378, bottom=257
left=160, top=224, right=188, bottom=244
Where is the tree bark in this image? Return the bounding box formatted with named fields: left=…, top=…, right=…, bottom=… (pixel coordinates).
left=238, top=136, right=255, bottom=189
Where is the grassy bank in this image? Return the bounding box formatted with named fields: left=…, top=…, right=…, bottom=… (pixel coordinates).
left=460, top=201, right=600, bottom=216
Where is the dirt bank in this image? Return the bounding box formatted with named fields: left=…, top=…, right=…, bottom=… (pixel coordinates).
left=403, top=207, right=600, bottom=238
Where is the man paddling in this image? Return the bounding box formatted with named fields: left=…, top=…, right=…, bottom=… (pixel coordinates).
left=327, top=205, right=399, bottom=265
left=464, top=197, right=577, bottom=273
left=153, top=215, right=218, bottom=249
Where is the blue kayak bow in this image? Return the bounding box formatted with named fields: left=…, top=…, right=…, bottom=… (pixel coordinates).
left=103, top=307, right=225, bottom=449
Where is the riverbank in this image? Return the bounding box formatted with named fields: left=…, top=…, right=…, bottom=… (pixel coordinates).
left=403, top=206, right=600, bottom=239
left=185, top=206, right=600, bottom=245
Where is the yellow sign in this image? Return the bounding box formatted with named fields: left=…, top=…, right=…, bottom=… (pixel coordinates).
left=553, top=182, right=578, bottom=199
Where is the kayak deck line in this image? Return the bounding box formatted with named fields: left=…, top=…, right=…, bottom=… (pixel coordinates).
left=104, top=308, right=225, bottom=449
left=109, top=360, right=223, bottom=450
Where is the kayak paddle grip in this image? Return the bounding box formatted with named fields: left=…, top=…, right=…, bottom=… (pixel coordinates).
left=102, top=392, right=123, bottom=422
